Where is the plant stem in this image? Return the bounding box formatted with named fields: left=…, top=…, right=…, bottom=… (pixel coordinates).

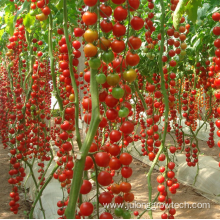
left=49, top=13, right=63, bottom=111
left=29, top=164, right=59, bottom=219
left=91, top=156, right=100, bottom=219
left=146, top=0, right=169, bottom=218
left=24, top=160, right=45, bottom=219
left=133, top=81, right=147, bottom=110
left=65, top=67, right=101, bottom=219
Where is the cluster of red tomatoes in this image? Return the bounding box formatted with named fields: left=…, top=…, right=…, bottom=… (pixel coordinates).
left=2, top=0, right=220, bottom=218
left=212, top=12, right=220, bottom=166
left=30, top=0, right=51, bottom=21
left=157, top=161, right=179, bottom=219
left=0, top=16, right=53, bottom=214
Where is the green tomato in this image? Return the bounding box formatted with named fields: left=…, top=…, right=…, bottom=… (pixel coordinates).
left=89, top=57, right=101, bottom=69
left=143, top=48, right=148, bottom=53
left=30, top=105, right=36, bottom=111
left=102, top=51, right=114, bottom=64
left=112, top=87, right=125, bottom=99
left=8, top=62, right=13, bottom=67
left=122, top=211, right=131, bottom=219
left=30, top=25, right=35, bottom=30
left=114, top=208, right=124, bottom=217
left=146, top=53, right=155, bottom=60
left=107, top=73, right=120, bottom=86
left=30, top=9, right=38, bottom=16
left=137, top=9, right=143, bottom=13
left=118, top=107, right=129, bottom=118
left=96, top=73, right=106, bottom=84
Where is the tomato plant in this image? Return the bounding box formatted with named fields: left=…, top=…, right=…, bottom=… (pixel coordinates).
left=0, top=0, right=220, bottom=219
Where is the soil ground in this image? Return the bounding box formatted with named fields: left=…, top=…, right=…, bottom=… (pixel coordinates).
left=126, top=133, right=220, bottom=219
left=0, top=130, right=220, bottom=219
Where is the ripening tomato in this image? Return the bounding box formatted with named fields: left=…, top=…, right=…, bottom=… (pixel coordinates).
left=123, top=192, right=134, bottom=202
left=120, top=121, right=134, bottom=134
left=36, top=13, right=48, bottom=21
left=106, top=109, right=118, bottom=121
left=114, top=6, right=127, bottom=21
left=120, top=182, right=131, bottom=193
left=73, top=50, right=81, bottom=58
left=84, top=29, right=98, bottom=43
left=37, top=0, right=45, bottom=8
left=100, top=20, right=113, bottom=33
left=167, top=28, right=174, bottom=36
left=84, top=43, right=97, bottom=57
left=128, top=0, right=140, bottom=11
left=99, top=90, right=108, bottom=102
left=83, top=0, right=97, bottom=7
left=113, top=22, right=126, bottom=37
left=110, top=130, right=121, bottom=142
left=108, top=144, right=120, bottom=156
left=42, top=6, right=51, bottom=15
left=100, top=212, right=113, bottom=219
left=128, top=36, right=142, bottom=50
left=121, top=167, right=132, bottom=178
left=131, top=16, right=144, bottom=30
left=99, top=192, right=112, bottom=205
left=82, top=12, right=97, bottom=26
left=100, top=4, right=112, bottom=17
left=123, top=69, right=137, bottom=82
left=120, top=153, right=132, bottom=165
left=98, top=171, right=112, bottom=186
left=126, top=52, right=140, bottom=66
left=84, top=71, right=90, bottom=83
left=84, top=112, right=92, bottom=124
left=80, top=180, right=92, bottom=194
left=106, top=74, right=120, bottom=86
left=80, top=202, right=93, bottom=216
left=72, top=41, right=81, bottom=50
left=95, top=152, right=110, bottom=167
left=170, top=60, right=177, bottom=67
left=74, top=28, right=84, bottom=37
left=212, top=12, right=220, bottom=21
left=111, top=40, right=125, bottom=53
left=82, top=97, right=92, bottom=110
left=112, top=0, right=125, bottom=4
left=105, top=94, right=118, bottom=107
left=111, top=184, right=121, bottom=194
left=113, top=56, right=127, bottom=73
left=89, top=143, right=98, bottom=152
left=109, top=158, right=121, bottom=170
left=98, top=37, right=111, bottom=50
left=84, top=156, right=93, bottom=170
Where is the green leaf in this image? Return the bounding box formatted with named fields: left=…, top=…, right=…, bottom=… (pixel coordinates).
left=13, top=1, right=30, bottom=27
left=0, top=0, right=7, bottom=7
left=23, top=13, right=35, bottom=33
left=48, top=3, right=58, bottom=14
left=0, top=24, right=6, bottom=30
left=193, top=38, right=200, bottom=50
left=185, top=0, right=202, bottom=24
left=4, top=2, right=15, bottom=14
left=5, top=14, right=14, bottom=36
left=56, top=0, right=63, bottom=10
left=0, top=29, right=4, bottom=38
left=173, top=0, right=188, bottom=29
